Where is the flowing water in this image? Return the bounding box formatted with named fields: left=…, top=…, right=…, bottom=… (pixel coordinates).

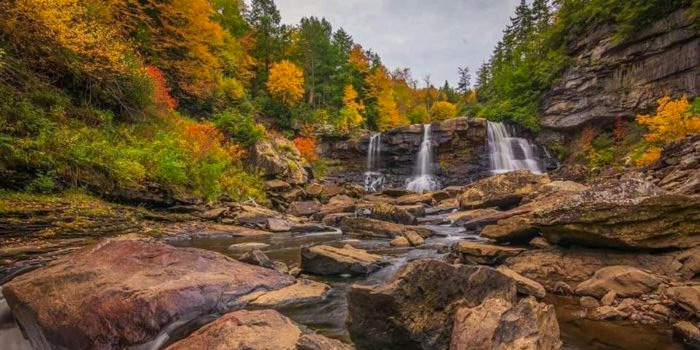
left=363, top=133, right=384, bottom=192
left=406, top=124, right=440, bottom=192
left=487, top=121, right=545, bottom=175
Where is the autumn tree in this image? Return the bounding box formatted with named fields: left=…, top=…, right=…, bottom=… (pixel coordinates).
left=267, top=60, right=305, bottom=106
left=335, top=85, right=365, bottom=133
left=429, top=101, right=457, bottom=122
left=366, top=66, right=407, bottom=131
left=247, top=0, right=284, bottom=94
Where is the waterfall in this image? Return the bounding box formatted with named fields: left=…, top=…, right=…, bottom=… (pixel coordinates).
left=487, top=121, right=545, bottom=175
left=364, top=133, right=384, bottom=192
left=406, top=124, right=440, bottom=193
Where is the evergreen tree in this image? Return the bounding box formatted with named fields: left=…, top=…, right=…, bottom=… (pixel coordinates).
left=297, top=17, right=335, bottom=107
left=247, top=0, right=283, bottom=94
left=457, top=66, right=471, bottom=93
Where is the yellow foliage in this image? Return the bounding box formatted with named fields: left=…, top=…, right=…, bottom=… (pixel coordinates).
left=347, top=45, right=370, bottom=73
left=429, top=101, right=457, bottom=122
left=367, top=66, right=408, bottom=131
left=636, top=95, right=700, bottom=143
left=340, top=85, right=365, bottom=130
left=466, top=90, right=478, bottom=105
left=635, top=147, right=661, bottom=167
left=267, top=60, right=305, bottom=106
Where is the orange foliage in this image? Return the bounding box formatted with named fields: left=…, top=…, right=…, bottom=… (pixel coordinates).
left=635, top=147, right=661, bottom=167
left=293, top=136, right=318, bottom=163
left=181, top=121, right=227, bottom=159
left=145, top=66, right=178, bottom=111
left=578, top=126, right=597, bottom=150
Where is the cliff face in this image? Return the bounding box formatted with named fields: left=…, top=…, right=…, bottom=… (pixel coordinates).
left=540, top=9, right=699, bottom=133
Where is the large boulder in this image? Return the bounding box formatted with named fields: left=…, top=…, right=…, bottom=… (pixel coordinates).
left=301, top=244, right=384, bottom=276
left=313, top=195, right=356, bottom=220
left=666, top=286, right=700, bottom=317
left=346, top=259, right=517, bottom=350
left=250, top=137, right=309, bottom=185
left=1, top=238, right=295, bottom=350
left=534, top=178, right=700, bottom=249
left=165, top=309, right=354, bottom=350
left=242, top=279, right=331, bottom=309
left=452, top=241, right=526, bottom=265
left=287, top=200, right=321, bottom=217
left=449, top=297, right=561, bottom=350
left=574, top=265, right=662, bottom=298
left=459, top=170, right=550, bottom=210
left=340, top=217, right=433, bottom=238
left=369, top=203, right=416, bottom=225
left=647, top=134, right=700, bottom=196
left=480, top=215, right=539, bottom=242
left=496, top=266, right=547, bottom=299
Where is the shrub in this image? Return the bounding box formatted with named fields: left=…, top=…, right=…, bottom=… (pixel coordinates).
left=429, top=101, right=457, bottom=122
left=214, top=110, right=266, bottom=147
left=293, top=136, right=318, bottom=163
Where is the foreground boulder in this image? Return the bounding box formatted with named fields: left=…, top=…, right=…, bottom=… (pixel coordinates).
left=575, top=265, right=662, bottom=298
left=346, top=259, right=517, bottom=350
left=301, top=244, right=383, bottom=276
left=449, top=297, right=561, bottom=350
left=1, top=238, right=295, bottom=350
left=165, top=309, right=354, bottom=350
left=459, top=170, right=550, bottom=210
left=534, top=178, right=700, bottom=249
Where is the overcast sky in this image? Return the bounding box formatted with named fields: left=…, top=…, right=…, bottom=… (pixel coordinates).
left=265, top=0, right=521, bottom=87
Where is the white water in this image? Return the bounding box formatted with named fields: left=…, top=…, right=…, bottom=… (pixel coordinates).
left=406, top=124, right=440, bottom=193
left=487, top=121, right=544, bottom=175
left=364, top=133, right=384, bottom=192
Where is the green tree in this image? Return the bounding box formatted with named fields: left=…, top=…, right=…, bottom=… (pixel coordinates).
left=247, top=0, right=283, bottom=95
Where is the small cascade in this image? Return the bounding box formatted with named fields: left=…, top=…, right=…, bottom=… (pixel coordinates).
left=364, top=133, right=384, bottom=192
left=487, top=121, right=545, bottom=175
left=406, top=124, right=440, bottom=192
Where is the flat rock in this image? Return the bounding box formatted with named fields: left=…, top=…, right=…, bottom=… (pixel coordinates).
left=481, top=215, right=538, bottom=242
left=458, top=170, right=550, bottom=210
left=244, top=279, right=331, bottom=308
left=165, top=309, right=354, bottom=350
left=267, top=218, right=293, bottom=232
left=575, top=265, right=662, bottom=298
left=1, top=238, right=295, bottom=350
left=265, top=179, right=292, bottom=192
left=301, top=244, right=383, bottom=276
left=449, top=297, right=561, bottom=350
left=369, top=203, right=415, bottom=225
left=496, top=265, right=546, bottom=299
left=673, top=321, right=700, bottom=350
left=579, top=296, right=601, bottom=309
left=395, top=192, right=434, bottom=206
left=448, top=208, right=503, bottom=226
left=287, top=200, right=321, bottom=217
left=666, top=286, right=700, bottom=317
left=405, top=231, right=425, bottom=246
left=452, top=241, right=526, bottom=265
left=340, top=217, right=433, bottom=238
left=313, top=195, right=356, bottom=220
left=347, top=259, right=516, bottom=350
left=228, top=242, right=271, bottom=252
left=390, top=236, right=411, bottom=247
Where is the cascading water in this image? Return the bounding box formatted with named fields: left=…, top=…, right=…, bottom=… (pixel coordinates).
left=487, top=121, right=545, bottom=175
left=364, top=133, right=384, bottom=192
left=406, top=124, right=440, bottom=192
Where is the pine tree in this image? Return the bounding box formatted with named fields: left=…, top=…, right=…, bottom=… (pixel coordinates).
left=457, top=66, right=471, bottom=93
left=247, top=0, right=283, bottom=94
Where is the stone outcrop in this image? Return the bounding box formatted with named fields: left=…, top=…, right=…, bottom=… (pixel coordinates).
left=452, top=241, right=526, bottom=266
left=646, top=134, right=700, bottom=196
left=1, top=238, right=295, bottom=350
left=242, top=279, right=331, bottom=309
left=574, top=265, right=663, bottom=298
left=250, top=137, right=309, bottom=185
left=346, top=259, right=517, bottom=350
left=539, top=9, right=700, bottom=132
left=301, top=244, right=384, bottom=276
left=449, top=297, right=561, bottom=350
left=459, top=170, right=551, bottom=210
left=340, top=216, right=433, bottom=239
left=165, top=310, right=354, bottom=350
left=496, top=266, right=547, bottom=299
left=666, top=286, right=700, bottom=317
left=368, top=202, right=416, bottom=225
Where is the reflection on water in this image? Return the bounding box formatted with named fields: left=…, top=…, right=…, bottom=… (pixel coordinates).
left=0, top=225, right=685, bottom=350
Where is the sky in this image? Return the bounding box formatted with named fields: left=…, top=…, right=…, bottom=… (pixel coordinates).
left=265, top=0, right=521, bottom=87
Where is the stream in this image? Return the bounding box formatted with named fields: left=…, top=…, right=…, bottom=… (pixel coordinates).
left=0, top=223, right=684, bottom=350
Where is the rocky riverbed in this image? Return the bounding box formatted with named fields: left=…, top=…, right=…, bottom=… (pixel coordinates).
left=2, top=136, right=700, bottom=350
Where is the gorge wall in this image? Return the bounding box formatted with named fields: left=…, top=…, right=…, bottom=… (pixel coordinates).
left=539, top=8, right=699, bottom=143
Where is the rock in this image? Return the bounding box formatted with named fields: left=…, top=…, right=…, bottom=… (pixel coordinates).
left=231, top=205, right=284, bottom=226
left=458, top=170, right=550, bottom=210
left=239, top=249, right=277, bottom=269
left=369, top=203, right=415, bottom=225
left=228, top=242, right=271, bottom=252
left=340, top=217, right=433, bottom=239
left=666, top=286, right=700, bottom=317
left=251, top=137, right=309, bottom=185
left=321, top=213, right=354, bottom=227
left=395, top=192, right=434, bottom=206
left=601, top=291, right=617, bottom=306
left=449, top=296, right=561, bottom=350
left=534, top=178, right=700, bottom=250
left=287, top=200, right=321, bottom=217
left=580, top=296, right=601, bottom=309
left=521, top=181, right=588, bottom=204
left=496, top=265, right=546, bottom=299
left=398, top=204, right=426, bottom=217
left=431, top=191, right=451, bottom=202
left=381, top=188, right=413, bottom=197
left=314, top=195, right=356, bottom=220
left=447, top=208, right=503, bottom=226
left=647, top=134, right=700, bottom=196
left=679, top=248, right=700, bottom=280
left=452, top=241, right=526, bottom=265
left=481, top=215, right=539, bottom=242
left=265, top=179, right=292, bottom=192
left=198, top=207, right=228, bottom=220
left=267, top=218, right=293, bottom=232
left=301, top=244, right=383, bottom=276
left=2, top=238, right=295, bottom=350
left=165, top=309, right=354, bottom=350
left=390, top=236, right=411, bottom=247
left=346, top=259, right=517, bottom=350
left=243, top=279, right=331, bottom=308
left=589, top=306, right=625, bottom=321
left=405, top=231, right=425, bottom=247
left=575, top=265, right=662, bottom=298
left=530, top=236, right=553, bottom=249
left=673, top=321, right=700, bottom=350
left=553, top=282, right=574, bottom=295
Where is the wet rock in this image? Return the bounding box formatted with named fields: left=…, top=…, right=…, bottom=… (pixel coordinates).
left=666, top=286, right=700, bottom=317
left=458, top=170, right=550, bottom=210
left=239, top=249, right=276, bottom=269
left=553, top=282, right=574, bottom=295
left=530, top=236, right=553, bottom=249
left=481, top=215, right=539, bottom=242
left=452, top=241, right=526, bottom=265
left=287, top=200, right=321, bottom=217
left=2, top=238, right=295, bottom=350
left=381, top=188, right=413, bottom=197
left=301, top=244, right=383, bottom=276
left=575, top=265, right=662, bottom=298
left=398, top=204, right=427, bottom=217
left=534, top=178, right=700, bottom=250
left=496, top=265, right=546, bottom=299
left=369, top=203, right=416, bottom=225
left=340, top=217, right=433, bottom=239
left=589, top=306, right=625, bottom=321
left=243, top=279, right=331, bottom=308
left=673, top=321, right=700, bottom=350
left=601, top=291, right=617, bottom=306
left=228, top=242, right=271, bottom=252
left=449, top=297, right=561, bottom=350
left=165, top=309, right=354, bottom=350
left=346, top=259, right=517, bottom=350
left=405, top=231, right=425, bottom=247
left=267, top=218, right=293, bottom=232
left=321, top=213, right=355, bottom=227
left=580, top=296, right=601, bottom=309
left=395, top=192, right=434, bottom=206
left=447, top=208, right=503, bottom=226
left=390, top=236, right=411, bottom=247
left=313, top=195, right=356, bottom=220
